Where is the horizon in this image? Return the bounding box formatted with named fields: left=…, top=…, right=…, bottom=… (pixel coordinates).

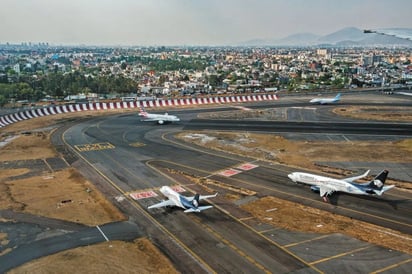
left=1, top=0, right=411, bottom=46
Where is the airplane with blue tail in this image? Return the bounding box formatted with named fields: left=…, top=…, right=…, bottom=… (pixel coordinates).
left=148, top=186, right=217, bottom=213
left=309, top=93, right=341, bottom=104
left=288, top=169, right=394, bottom=202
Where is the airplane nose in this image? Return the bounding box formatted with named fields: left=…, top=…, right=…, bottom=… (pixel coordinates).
left=288, top=173, right=296, bottom=182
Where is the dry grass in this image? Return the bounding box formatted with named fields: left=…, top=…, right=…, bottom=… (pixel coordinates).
left=0, top=133, right=57, bottom=161
left=1, top=168, right=125, bottom=225
left=334, top=106, right=412, bottom=122
left=8, top=238, right=179, bottom=274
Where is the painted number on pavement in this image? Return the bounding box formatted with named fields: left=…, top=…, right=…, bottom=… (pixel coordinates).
left=75, top=142, right=115, bottom=152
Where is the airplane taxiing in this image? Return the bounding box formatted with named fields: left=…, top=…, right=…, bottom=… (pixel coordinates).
left=287, top=169, right=394, bottom=202
left=148, top=186, right=218, bottom=213
left=139, top=106, right=180, bottom=124
left=309, top=93, right=341, bottom=104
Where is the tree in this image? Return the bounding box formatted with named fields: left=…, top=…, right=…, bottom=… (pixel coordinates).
left=0, top=94, right=7, bottom=106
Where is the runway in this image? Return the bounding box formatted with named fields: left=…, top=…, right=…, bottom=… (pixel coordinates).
left=3, top=92, right=412, bottom=273
left=184, top=119, right=412, bottom=136
left=55, top=94, right=412, bottom=272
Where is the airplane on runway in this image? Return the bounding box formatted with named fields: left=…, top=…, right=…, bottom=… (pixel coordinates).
left=148, top=186, right=218, bottom=213
left=139, top=106, right=180, bottom=124
left=309, top=93, right=341, bottom=104
left=287, top=169, right=394, bottom=202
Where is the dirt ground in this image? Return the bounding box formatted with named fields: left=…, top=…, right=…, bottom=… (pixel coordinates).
left=334, top=106, right=412, bottom=122
left=8, top=238, right=178, bottom=274
left=0, top=167, right=125, bottom=225
left=1, top=105, right=411, bottom=272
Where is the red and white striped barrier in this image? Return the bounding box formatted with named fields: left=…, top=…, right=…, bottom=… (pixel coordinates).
left=0, top=94, right=278, bottom=128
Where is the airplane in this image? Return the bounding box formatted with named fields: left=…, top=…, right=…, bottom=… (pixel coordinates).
left=287, top=169, right=394, bottom=202
left=309, top=93, right=341, bottom=104
left=139, top=106, right=180, bottom=124
left=147, top=186, right=218, bottom=213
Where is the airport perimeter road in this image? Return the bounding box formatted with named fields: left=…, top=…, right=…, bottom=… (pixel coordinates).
left=58, top=102, right=412, bottom=272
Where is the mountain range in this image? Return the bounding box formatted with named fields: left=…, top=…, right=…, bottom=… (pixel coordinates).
left=240, top=27, right=412, bottom=47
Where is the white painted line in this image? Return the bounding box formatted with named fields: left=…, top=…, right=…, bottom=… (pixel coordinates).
left=341, top=134, right=352, bottom=143
left=96, top=225, right=109, bottom=242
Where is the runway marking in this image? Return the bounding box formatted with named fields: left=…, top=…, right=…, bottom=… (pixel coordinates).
left=170, top=185, right=186, bottom=193
left=309, top=245, right=371, bottom=265
left=291, top=107, right=317, bottom=110
left=232, top=105, right=252, bottom=111
left=371, top=258, right=412, bottom=273
left=129, top=142, right=145, bottom=147
left=239, top=216, right=255, bottom=221
left=129, top=190, right=158, bottom=200
left=341, top=134, right=352, bottom=143
left=75, top=142, right=115, bottom=152
left=190, top=216, right=272, bottom=273
left=218, top=168, right=242, bottom=177
left=283, top=234, right=331, bottom=248
left=96, top=225, right=109, bottom=242
left=237, top=163, right=259, bottom=171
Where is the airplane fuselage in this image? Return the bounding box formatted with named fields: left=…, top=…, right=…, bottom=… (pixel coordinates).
left=140, top=112, right=180, bottom=124
left=309, top=93, right=341, bottom=104
left=148, top=186, right=216, bottom=213
left=159, top=186, right=185, bottom=209
left=309, top=98, right=339, bottom=104
left=159, top=186, right=201, bottom=211
left=288, top=172, right=372, bottom=195
left=146, top=113, right=180, bottom=121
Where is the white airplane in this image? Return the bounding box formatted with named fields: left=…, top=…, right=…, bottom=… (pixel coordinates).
left=139, top=106, right=180, bottom=124
left=309, top=93, right=341, bottom=104
left=148, top=186, right=218, bottom=213
left=287, top=169, right=394, bottom=202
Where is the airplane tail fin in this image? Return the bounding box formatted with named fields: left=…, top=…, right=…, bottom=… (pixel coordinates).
left=192, top=193, right=200, bottom=208
left=366, top=170, right=389, bottom=192
left=139, top=106, right=148, bottom=117
left=335, top=93, right=341, bottom=100
left=183, top=194, right=213, bottom=213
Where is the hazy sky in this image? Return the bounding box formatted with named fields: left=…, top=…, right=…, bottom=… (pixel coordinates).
left=1, top=0, right=411, bottom=46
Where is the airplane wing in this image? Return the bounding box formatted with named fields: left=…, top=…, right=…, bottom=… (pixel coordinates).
left=184, top=205, right=213, bottom=213
left=342, top=170, right=370, bottom=183
left=185, top=193, right=218, bottom=201
left=148, top=199, right=175, bottom=209
left=375, top=185, right=396, bottom=195
left=319, top=186, right=335, bottom=197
